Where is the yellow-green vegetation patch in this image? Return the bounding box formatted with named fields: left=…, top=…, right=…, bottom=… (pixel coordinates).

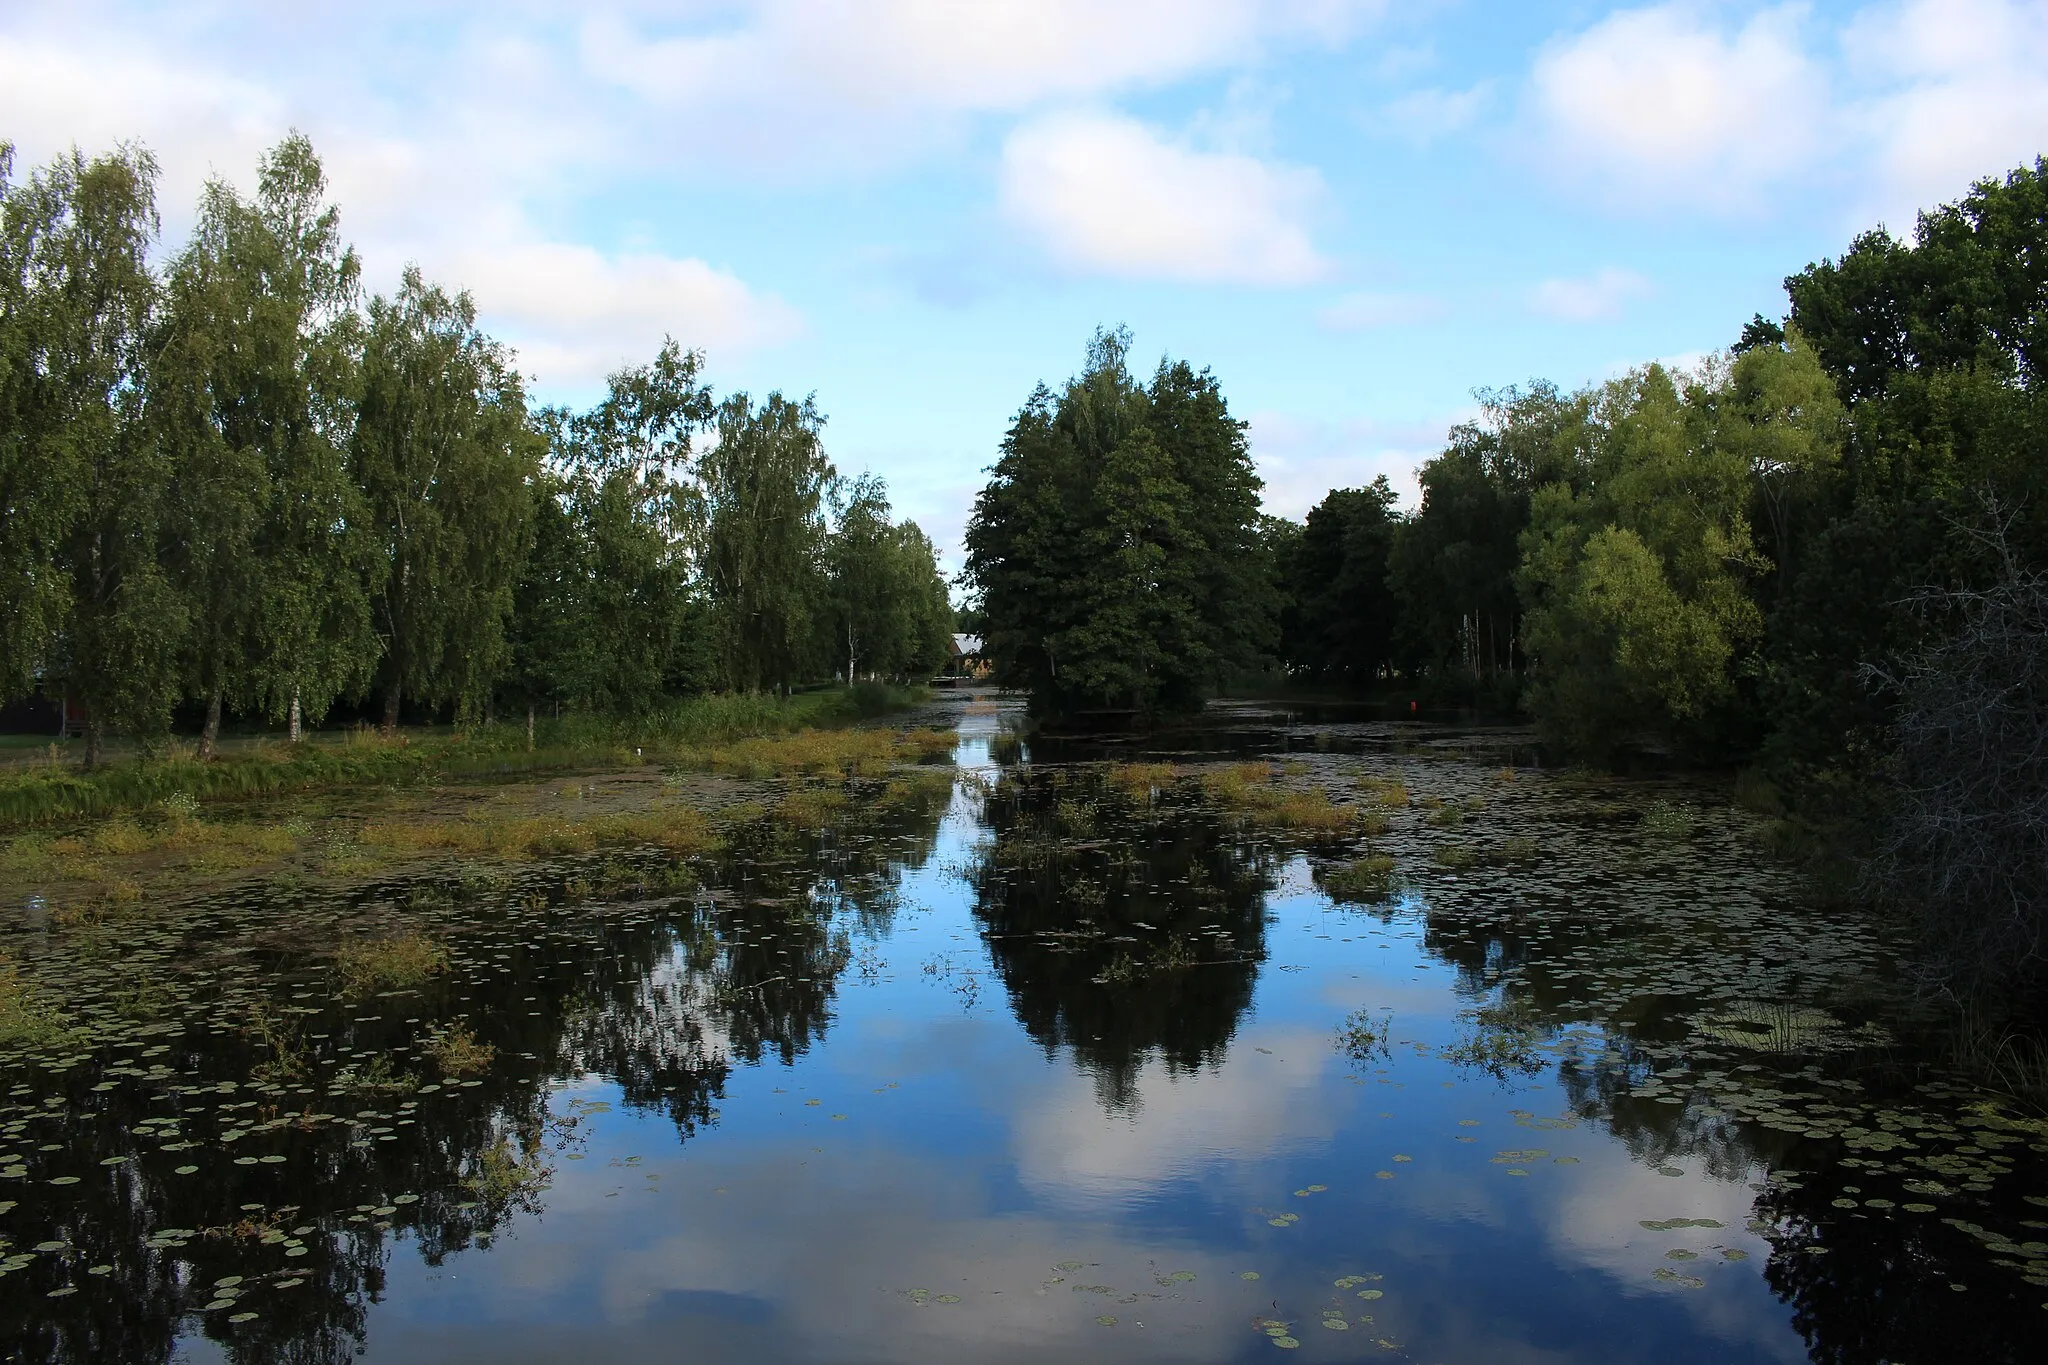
left=336, top=932, right=451, bottom=995
left=684, top=727, right=942, bottom=779
left=423, top=1020, right=495, bottom=1076
left=1104, top=761, right=1180, bottom=801
left=1323, top=856, right=1398, bottom=904
left=0, top=954, right=69, bottom=1049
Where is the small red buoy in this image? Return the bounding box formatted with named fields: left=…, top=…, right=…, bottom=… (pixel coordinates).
left=1410, top=700, right=1418, bottom=713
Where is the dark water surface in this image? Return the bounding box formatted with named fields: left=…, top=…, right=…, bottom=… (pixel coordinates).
left=3, top=696, right=2045, bottom=1362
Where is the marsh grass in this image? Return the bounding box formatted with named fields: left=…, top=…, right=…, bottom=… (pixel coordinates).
left=1198, top=764, right=1361, bottom=839
left=357, top=804, right=718, bottom=862
left=1357, top=775, right=1410, bottom=808
left=1105, top=762, right=1179, bottom=802
left=1424, top=800, right=1470, bottom=828
left=245, top=1003, right=311, bottom=1083
left=465, top=1135, right=551, bottom=1207
left=1432, top=845, right=1478, bottom=870
left=1321, top=855, right=1398, bottom=903
left=423, top=1021, right=495, bottom=1076
left=336, top=932, right=450, bottom=995
left=332, top=1054, right=418, bottom=1096
left=1335, top=1006, right=1391, bottom=1061
left=0, top=954, right=69, bottom=1049
left=1494, top=836, right=1542, bottom=863
left=0, top=685, right=929, bottom=826
left=1641, top=800, right=1697, bottom=840
left=684, top=724, right=953, bottom=781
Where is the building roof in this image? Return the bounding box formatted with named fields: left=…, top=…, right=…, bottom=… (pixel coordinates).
left=951, top=634, right=983, bottom=657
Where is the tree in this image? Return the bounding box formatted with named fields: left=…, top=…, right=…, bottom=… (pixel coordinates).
left=1517, top=363, right=1767, bottom=759
left=822, top=474, right=954, bottom=683
left=1388, top=382, right=1579, bottom=684
left=965, top=328, right=1270, bottom=717
left=0, top=144, right=183, bottom=764
left=156, top=133, right=367, bottom=755
left=692, top=391, right=832, bottom=694
left=353, top=267, right=538, bottom=729
left=1281, top=479, right=1402, bottom=682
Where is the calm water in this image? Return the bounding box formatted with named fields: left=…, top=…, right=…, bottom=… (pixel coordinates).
left=2, top=696, right=2044, bottom=1363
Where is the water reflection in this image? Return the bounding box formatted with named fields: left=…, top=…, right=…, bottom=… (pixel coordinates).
left=967, top=766, right=1274, bottom=1109
left=1, top=699, right=2043, bottom=1363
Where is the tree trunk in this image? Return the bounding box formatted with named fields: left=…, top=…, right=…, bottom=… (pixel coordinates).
left=198, top=689, right=222, bottom=761
left=289, top=689, right=303, bottom=744
left=85, top=713, right=104, bottom=770
left=381, top=681, right=401, bottom=736
left=526, top=703, right=535, bottom=752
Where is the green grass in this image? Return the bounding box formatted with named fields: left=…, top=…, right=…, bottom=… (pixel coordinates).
left=0, top=684, right=928, bottom=827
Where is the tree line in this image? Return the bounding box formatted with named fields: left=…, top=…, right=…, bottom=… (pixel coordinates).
left=0, top=134, right=952, bottom=764
left=967, top=157, right=2048, bottom=1016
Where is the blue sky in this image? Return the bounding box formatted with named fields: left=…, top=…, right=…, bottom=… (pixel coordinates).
left=5, top=1, right=2046, bottom=568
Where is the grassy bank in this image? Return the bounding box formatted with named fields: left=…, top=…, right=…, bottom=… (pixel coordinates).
left=0, top=683, right=929, bottom=827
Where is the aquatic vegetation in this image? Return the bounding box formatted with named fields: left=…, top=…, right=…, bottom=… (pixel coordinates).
left=1357, top=775, right=1410, bottom=808
left=244, top=1003, right=312, bottom=1082
left=1321, top=856, right=1398, bottom=903
left=684, top=726, right=937, bottom=779
left=1336, top=1007, right=1391, bottom=1062
left=330, top=1054, right=419, bottom=1096
left=1105, top=762, right=1178, bottom=801
left=0, top=955, right=68, bottom=1049
left=358, top=803, right=718, bottom=862
left=1424, top=800, right=1468, bottom=828
left=1431, top=845, right=1477, bottom=869
left=775, top=787, right=850, bottom=829
left=422, top=1021, right=495, bottom=1076
left=1641, top=800, right=1696, bottom=840
left=335, top=932, right=451, bottom=994
left=1494, top=836, right=1541, bottom=863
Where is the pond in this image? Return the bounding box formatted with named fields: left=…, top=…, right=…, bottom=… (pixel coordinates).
left=1, top=694, right=2044, bottom=1363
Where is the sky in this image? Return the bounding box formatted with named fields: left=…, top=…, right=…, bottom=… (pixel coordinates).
left=4, top=0, right=2046, bottom=571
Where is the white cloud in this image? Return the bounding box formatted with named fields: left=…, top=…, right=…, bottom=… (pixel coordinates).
left=1380, top=82, right=1493, bottom=142
left=999, top=110, right=1329, bottom=284
left=447, top=242, right=804, bottom=388
left=1530, top=3, right=1825, bottom=206
left=584, top=0, right=1380, bottom=115
left=0, top=20, right=802, bottom=394
left=1842, top=0, right=2048, bottom=218
left=1248, top=409, right=1450, bottom=518
left=1009, top=1026, right=1341, bottom=1199
left=1316, top=290, right=1449, bottom=331
left=1528, top=267, right=1653, bottom=323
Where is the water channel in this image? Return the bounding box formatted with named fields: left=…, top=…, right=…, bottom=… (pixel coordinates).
left=1, top=694, right=2043, bottom=1362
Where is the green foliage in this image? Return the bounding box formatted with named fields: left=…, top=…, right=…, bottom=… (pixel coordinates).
left=965, top=328, right=1271, bottom=716
left=0, top=685, right=927, bottom=826
left=1280, top=479, right=1402, bottom=681
left=356, top=267, right=539, bottom=725
left=0, top=143, right=184, bottom=763
left=695, top=391, right=833, bottom=693
left=1517, top=363, right=1772, bottom=759
left=822, top=474, right=951, bottom=682
left=156, top=133, right=371, bottom=745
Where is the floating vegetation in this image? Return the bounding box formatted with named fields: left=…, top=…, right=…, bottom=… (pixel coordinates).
left=1640, top=800, right=1696, bottom=840
left=1336, top=1008, right=1392, bottom=1062
left=0, top=954, right=68, bottom=1049
left=1320, top=856, right=1398, bottom=904
left=2, top=699, right=2046, bottom=1362
left=1695, top=1002, right=1891, bottom=1055
left=422, top=1021, right=495, bottom=1076
left=335, top=932, right=451, bottom=995
left=1105, top=762, right=1179, bottom=802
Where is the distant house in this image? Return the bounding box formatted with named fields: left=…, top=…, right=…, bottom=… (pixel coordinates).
left=946, top=634, right=989, bottom=679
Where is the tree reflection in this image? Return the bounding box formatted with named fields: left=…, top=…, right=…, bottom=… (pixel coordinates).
left=0, top=769, right=956, bottom=1364
left=966, top=766, right=1274, bottom=1109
